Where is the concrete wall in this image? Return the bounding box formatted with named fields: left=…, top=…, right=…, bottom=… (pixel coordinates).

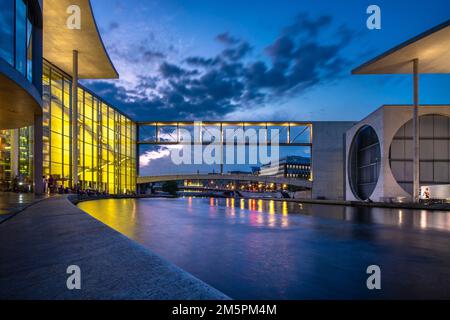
left=345, top=105, right=450, bottom=202
left=312, top=121, right=356, bottom=200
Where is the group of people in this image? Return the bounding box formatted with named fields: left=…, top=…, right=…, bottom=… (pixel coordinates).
left=9, top=175, right=33, bottom=193
left=76, top=188, right=109, bottom=197
left=42, top=175, right=67, bottom=194
left=42, top=176, right=109, bottom=196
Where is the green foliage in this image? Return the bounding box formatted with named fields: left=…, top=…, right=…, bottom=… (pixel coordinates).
left=162, top=181, right=179, bottom=196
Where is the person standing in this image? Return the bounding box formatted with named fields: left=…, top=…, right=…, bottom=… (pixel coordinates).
left=42, top=176, right=48, bottom=194
left=48, top=175, right=54, bottom=194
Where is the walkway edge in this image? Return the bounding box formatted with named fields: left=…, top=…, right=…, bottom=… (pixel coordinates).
left=0, top=196, right=230, bottom=300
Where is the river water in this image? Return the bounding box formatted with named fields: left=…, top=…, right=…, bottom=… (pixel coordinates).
left=79, top=197, right=450, bottom=299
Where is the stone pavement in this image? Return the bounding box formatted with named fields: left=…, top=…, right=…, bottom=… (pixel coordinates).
left=0, top=192, right=48, bottom=223
left=0, top=196, right=229, bottom=300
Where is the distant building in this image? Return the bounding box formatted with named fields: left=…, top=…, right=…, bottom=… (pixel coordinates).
left=228, top=170, right=252, bottom=175
left=259, top=156, right=311, bottom=179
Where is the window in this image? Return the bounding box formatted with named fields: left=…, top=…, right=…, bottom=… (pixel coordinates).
left=26, top=6, right=33, bottom=81
left=348, top=125, right=381, bottom=200
left=390, top=114, right=450, bottom=195
left=15, top=0, right=27, bottom=76
left=0, top=0, right=14, bottom=65
left=1, top=0, right=36, bottom=81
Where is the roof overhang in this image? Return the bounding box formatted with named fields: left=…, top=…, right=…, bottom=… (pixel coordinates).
left=43, top=0, right=118, bottom=79
left=352, top=20, right=450, bottom=74
left=0, top=71, right=42, bottom=130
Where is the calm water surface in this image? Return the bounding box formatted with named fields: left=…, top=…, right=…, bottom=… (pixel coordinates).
left=79, top=197, right=450, bottom=299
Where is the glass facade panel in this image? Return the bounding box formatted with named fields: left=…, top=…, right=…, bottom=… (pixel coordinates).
left=348, top=125, right=381, bottom=200
left=15, top=0, right=27, bottom=76
left=41, top=61, right=136, bottom=194
left=0, top=128, right=33, bottom=192
left=26, top=10, right=33, bottom=81
left=390, top=114, right=450, bottom=194
left=0, top=0, right=36, bottom=83
left=0, top=0, right=14, bottom=65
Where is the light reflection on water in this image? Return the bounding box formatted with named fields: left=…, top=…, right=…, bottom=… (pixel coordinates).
left=79, top=197, right=450, bottom=299
left=168, top=197, right=450, bottom=231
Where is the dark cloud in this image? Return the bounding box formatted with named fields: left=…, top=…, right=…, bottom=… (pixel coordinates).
left=159, top=62, right=198, bottom=78
left=109, top=22, right=120, bottom=31
left=142, top=50, right=166, bottom=61
left=282, top=13, right=332, bottom=37
left=185, top=56, right=220, bottom=67
left=87, top=12, right=355, bottom=121
left=216, top=32, right=240, bottom=45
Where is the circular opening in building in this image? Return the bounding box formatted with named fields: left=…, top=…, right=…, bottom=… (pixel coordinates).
left=348, top=125, right=381, bottom=200
left=389, top=114, right=450, bottom=195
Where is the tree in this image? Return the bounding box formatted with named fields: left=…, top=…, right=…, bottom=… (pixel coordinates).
left=162, top=181, right=179, bottom=196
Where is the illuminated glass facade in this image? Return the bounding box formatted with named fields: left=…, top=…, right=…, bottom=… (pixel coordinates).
left=42, top=61, right=136, bottom=194
left=0, top=128, right=34, bottom=191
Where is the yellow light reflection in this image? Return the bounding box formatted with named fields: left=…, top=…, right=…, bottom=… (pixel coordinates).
left=230, top=198, right=235, bottom=216
left=240, top=198, right=245, bottom=210
left=269, top=200, right=275, bottom=215
left=282, top=201, right=288, bottom=215
left=258, top=199, right=263, bottom=212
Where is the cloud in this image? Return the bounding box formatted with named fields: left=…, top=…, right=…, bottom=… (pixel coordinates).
left=139, top=132, right=183, bottom=167
left=142, top=50, right=166, bottom=60
left=108, top=22, right=120, bottom=32
left=85, top=12, right=355, bottom=121
left=140, top=148, right=171, bottom=167
left=216, top=32, right=240, bottom=45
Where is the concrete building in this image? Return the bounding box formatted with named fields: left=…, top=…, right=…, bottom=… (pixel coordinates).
left=347, top=20, right=450, bottom=201
left=311, top=121, right=355, bottom=200
left=259, top=156, right=311, bottom=179
left=346, top=105, right=450, bottom=201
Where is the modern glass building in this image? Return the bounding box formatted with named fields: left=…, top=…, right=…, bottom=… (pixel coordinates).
left=42, top=61, right=136, bottom=194
left=0, top=0, right=136, bottom=194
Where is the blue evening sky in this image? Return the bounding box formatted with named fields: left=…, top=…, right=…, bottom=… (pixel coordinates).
left=83, top=0, right=450, bottom=123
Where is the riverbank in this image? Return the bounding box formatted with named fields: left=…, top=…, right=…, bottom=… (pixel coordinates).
left=279, top=197, right=450, bottom=211
left=0, top=196, right=229, bottom=300
left=71, top=193, right=450, bottom=211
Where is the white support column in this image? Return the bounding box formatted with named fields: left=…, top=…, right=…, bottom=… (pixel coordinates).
left=72, top=50, right=79, bottom=189
left=413, top=58, right=420, bottom=203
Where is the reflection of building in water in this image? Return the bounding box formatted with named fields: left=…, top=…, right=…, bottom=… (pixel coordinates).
left=259, top=156, right=311, bottom=179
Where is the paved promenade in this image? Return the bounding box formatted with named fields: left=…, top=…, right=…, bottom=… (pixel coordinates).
left=0, top=193, right=48, bottom=222
left=0, top=196, right=229, bottom=300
